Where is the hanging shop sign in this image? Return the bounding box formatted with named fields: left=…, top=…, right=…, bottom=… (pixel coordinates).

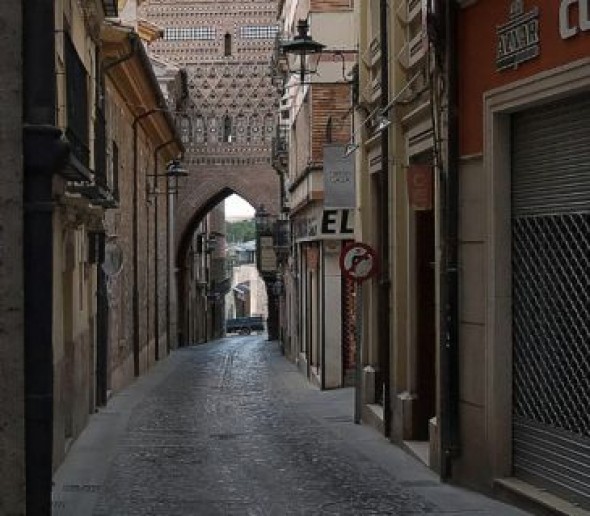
left=407, top=164, right=433, bottom=211
left=259, top=235, right=277, bottom=274
left=324, top=143, right=356, bottom=209
left=294, top=207, right=354, bottom=242
left=560, top=0, right=590, bottom=39
left=496, top=0, right=540, bottom=71
left=339, top=242, right=379, bottom=283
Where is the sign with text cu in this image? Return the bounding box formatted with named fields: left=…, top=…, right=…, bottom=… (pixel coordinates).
left=323, top=143, right=356, bottom=209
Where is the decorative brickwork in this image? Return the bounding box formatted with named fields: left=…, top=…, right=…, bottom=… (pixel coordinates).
left=140, top=0, right=281, bottom=255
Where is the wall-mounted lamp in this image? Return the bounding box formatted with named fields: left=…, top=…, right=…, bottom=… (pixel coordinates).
left=165, top=159, right=188, bottom=177
left=147, top=157, right=187, bottom=196
left=281, top=19, right=325, bottom=85
left=255, top=204, right=275, bottom=235
left=375, top=114, right=392, bottom=133
left=340, top=72, right=425, bottom=158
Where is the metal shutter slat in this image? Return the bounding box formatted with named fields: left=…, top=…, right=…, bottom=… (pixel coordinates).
left=512, top=95, right=590, bottom=217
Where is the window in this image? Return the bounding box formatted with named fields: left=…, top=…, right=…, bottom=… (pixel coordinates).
left=240, top=25, right=279, bottom=39
left=181, top=117, right=190, bottom=144
left=164, top=27, right=215, bottom=41
left=195, top=116, right=205, bottom=144
left=223, top=115, right=232, bottom=143
left=65, top=33, right=89, bottom=167
left=224, top=33, right=232, bottom=56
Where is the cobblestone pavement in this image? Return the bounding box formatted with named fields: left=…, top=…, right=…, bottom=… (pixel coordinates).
left=53, top=337, right=527, bottom=515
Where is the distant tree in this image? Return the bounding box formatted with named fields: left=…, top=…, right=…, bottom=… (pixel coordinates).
left=226, top=219, right=255, bottom=243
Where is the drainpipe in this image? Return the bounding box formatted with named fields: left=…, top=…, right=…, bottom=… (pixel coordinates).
left=23, top=0, right=69, bottom=513
left=166, top=176, right=172, bottom=352
left=440, top=0, right=460, bottom=479
left=152, top=140, right=176, bottom=360
left=379, top=0, right=392, bottom=438
left=132, top=108, right=160, bottom=376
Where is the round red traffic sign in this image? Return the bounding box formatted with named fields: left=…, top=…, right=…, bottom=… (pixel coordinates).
left=339, top=242, right=378, bottom=283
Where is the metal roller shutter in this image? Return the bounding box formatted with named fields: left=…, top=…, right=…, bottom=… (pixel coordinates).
left=511, top=93, right=590, bottom=509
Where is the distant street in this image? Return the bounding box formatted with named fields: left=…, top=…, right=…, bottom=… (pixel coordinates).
left=53, top=337, right=526, bottom=515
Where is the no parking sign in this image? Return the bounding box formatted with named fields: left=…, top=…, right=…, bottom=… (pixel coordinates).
left=339, top=242, right=378, bottom=283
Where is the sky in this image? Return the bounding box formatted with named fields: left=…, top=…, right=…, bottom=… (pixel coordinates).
left=225, top=194, right=255, bottom=220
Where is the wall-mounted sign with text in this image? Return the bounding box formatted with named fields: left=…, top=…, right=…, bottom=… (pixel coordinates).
left=259, top=236, right=277, bottom=274
left=407, top=164, right=433, bottom=211
left=323, top=144, right=356, bottom=209
left=294, top=208, right=355, bottom=242
left=496, top=0, right=540, bottom=71
left=560, top=0, right=590, bottom=39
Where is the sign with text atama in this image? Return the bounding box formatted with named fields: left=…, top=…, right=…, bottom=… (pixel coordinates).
left=323, top=143, right=356, bottom=209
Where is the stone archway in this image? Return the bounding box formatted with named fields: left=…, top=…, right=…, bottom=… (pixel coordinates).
left=175, top=162, right=279, bottom=264
left=173, top=161, right=280, bottom=346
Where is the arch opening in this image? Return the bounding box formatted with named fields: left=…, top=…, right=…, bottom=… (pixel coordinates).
left=175, top=189, right=269, bottom=346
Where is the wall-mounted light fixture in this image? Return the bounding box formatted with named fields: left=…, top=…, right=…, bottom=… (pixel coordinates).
left=341, top=71, right=424, bottom=157
left=375, top=114, right=392, bottom=133
left=165, top=159, right=188, bottom=178
left=281, top=19, right=325, bottom=85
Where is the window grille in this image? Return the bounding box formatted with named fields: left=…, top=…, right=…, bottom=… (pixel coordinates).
left=240, top=25, right=279, bottom=40
left=164, top=27, right=216, bottom=41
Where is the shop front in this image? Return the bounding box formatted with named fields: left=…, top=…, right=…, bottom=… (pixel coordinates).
left=457, top=0, right=590, bottom=508
left=292, top=205, right=356, bottom=389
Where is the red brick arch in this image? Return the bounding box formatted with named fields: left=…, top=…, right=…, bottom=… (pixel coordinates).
left=174, top=162, right=280, bottom=266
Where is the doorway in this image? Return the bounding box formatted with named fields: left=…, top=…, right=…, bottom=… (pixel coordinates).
left=413, top=209, right=436, bottom=441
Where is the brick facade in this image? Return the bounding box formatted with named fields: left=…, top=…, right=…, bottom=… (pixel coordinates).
left=140, top=0, right=281, bottom=253
left=311, top=84, right=353, bottom=163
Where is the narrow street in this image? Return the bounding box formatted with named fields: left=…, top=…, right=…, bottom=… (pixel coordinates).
left=53, top=337, right=525, bottom=516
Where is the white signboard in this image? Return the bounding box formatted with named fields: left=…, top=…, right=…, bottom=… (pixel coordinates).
left=259, top=236, right=277, bottom=273
left=324, top=144, right=356, bottom=209
left=294, top=208, right=354, bottom=242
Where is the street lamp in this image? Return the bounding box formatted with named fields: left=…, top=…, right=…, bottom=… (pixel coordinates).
left=165, top=159, right=188, bottom=178
left=281, top=19, right=325, bottom=85
left=255, top=204, right=273, bottom=235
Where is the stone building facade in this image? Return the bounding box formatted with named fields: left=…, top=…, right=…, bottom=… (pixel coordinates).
left=0, top=1, right=183, bottom=510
